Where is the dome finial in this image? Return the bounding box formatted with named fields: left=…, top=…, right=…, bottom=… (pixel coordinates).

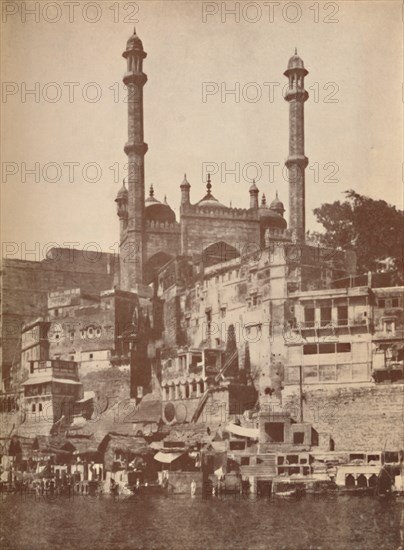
left=123, top=178, right=126, bottom=188
left=206, top=173, right=212, bottom=196
left=276, top=190, right=278, bottom=198
left=149, top=184, right=154, bottom=198
left=262, top=193, right=267, bottom=206
left=295, top=47, right=297, bottom=55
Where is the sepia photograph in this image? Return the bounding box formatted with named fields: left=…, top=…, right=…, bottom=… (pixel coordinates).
left=1, top=1, right=403, bottom=549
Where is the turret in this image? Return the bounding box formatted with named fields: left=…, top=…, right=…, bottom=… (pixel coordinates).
left=180, top=173, right=191, bottom=206
left=249, top=180, right=259, bottom=209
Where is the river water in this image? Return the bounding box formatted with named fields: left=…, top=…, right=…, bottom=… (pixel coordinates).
left=0, top=493, right=403, bottom=550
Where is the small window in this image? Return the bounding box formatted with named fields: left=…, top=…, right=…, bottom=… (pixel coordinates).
left=206, top=311, right=212, bottom=323
left=337, top=306, right=348, bottom=326
left=304, top=307, right=315, bottom=328
left=54, top=309, right=59, bottom=317
left=378, top=299, right=386, bottom=308
left=320, top=306, right=332, bottom=327
left=319, top=343, right=336, bottom=354
left=303, top=344, right=318, bottom=355
left=241, top=457, right=250, bottom=466
left=293, top=432, right=305, bottom=444
left=220, top=307, right=226, bottom=319
left=337, top=343, right=351, bottom=353
left=89, top=353, right=93, bottom=360
left=32, top=403, right=36, bottom=412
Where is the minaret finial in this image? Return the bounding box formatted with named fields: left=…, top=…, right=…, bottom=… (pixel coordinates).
left=149, top=184, right=154, bottom=197
left=206, top=173, right=212, bottom=196
left=123, top=178, right=126, bottom=188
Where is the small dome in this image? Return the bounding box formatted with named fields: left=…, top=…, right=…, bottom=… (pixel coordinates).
left=180, top=173, right=190, bottom=188
left=115, top=182, right=128, bottom=201
left=287, top=54, right=305, bottom=70
left=126, top=28, right=144, bottom=51
left=197, top=196, right=229, bottom=209
left=197, top=174, right=229, bottom=209
left=269, top=192, right=285, bottom=215
left=284, top=49, right=308, bottom=76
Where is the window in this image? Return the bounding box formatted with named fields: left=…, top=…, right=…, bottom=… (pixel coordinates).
left=293, top=432, right=305, bottom=444
left=304, top=307, right=315, bottom=328
left=378, top=299, right=386, bottom=308
left=38, top=403, right=43, bottom=412
left=383, top=320, right=395, bottom=334
left=303, top=344, right=318, bottom=355
left=206, top=310, right=212, bottom=323
left=337, top=343, right=351, bottom=353
left=54, top=309, right=59, bottom=317
left=318, top=343, right=335, bottom=354
left=337, top=306, right=348, bottom=326
left=89, top=353, right=93, bottom=360
left=265, top=422, right=284, bottom=442
left=320, top=306, right=332, bottom=327
left=32, top=403, right=36, bottom=412
left=70, top=355, right=74, bottom=361
left=392, top=298, right=399, bottom=308
left=220, top=307, right=226, bottom=319
left=30, top=362, right=34, bottom=374
left=241, top=457, right=250, bottom=466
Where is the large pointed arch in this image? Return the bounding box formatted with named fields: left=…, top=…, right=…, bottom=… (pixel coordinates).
left=202, top=241, right=240, bottom=266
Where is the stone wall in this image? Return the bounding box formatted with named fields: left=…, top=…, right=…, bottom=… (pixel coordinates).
left=284, top=383, right=404, bottom=451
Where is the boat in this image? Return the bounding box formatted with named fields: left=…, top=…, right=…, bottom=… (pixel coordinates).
left=272, top=480, right=305, bottom=499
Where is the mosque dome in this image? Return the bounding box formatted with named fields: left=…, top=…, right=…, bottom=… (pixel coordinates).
left=269, top=192, right=285, bottom=216
left=258, top=194, right=287, bottom=230
left=145, top=185, right=176, bottom=223
left=196, top=175, right=229, bottom=210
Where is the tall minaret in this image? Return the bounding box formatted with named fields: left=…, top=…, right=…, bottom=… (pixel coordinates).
left=284, top=50, right=309, bottom=242
left=119, top=27, right=148, bottom=291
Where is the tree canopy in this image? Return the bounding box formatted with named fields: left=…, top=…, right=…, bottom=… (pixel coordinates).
left=309, top=190, right=403, bottom=274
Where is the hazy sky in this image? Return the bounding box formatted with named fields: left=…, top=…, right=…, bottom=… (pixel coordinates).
left=2, top=0, right=403, bottom=258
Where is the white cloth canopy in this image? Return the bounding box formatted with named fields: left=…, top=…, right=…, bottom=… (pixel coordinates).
left=226, top=423, right=259, bottom=439
left=153, top=451, right=184, bottom=464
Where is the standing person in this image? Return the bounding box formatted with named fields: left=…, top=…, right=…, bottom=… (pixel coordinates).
left=191, top=479, right=196, bottom=497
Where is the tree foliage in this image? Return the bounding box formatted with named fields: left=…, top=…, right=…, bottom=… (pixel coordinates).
left=310, top=190, right=403, bottom=274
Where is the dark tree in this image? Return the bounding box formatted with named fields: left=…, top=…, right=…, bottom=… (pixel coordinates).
left=310, top=190, right=403, bottom=274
